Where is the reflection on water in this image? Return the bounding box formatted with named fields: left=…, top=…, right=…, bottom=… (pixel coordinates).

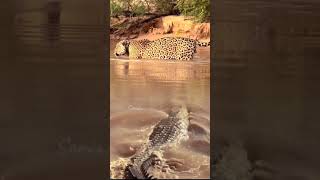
left=2, top=0, right=320, bottom=179
left=1, top=0, right=106, bottom=179
left=46, top=0, right=61, bottom=42
left=214, top=0, right=320, bottom=179
left=110, top=41, right=211, bottom=179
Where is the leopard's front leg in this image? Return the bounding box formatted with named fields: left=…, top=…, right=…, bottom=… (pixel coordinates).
left=129, top=53, right=142, bottom=60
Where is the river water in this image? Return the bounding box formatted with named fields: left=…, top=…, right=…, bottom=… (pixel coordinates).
left=2, top=0, right=320, bottom=180
left=110, top=41, right=211, bottom=179
left=1, top=1, right=107, bottom=180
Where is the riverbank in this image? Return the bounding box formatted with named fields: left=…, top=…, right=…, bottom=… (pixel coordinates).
left=110, top=15, right=210, bottom=41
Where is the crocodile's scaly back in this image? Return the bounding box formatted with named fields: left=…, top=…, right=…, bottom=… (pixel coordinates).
left=124, top=105, right=189, bottom=179
left=149, top=106, right=189, bottom=147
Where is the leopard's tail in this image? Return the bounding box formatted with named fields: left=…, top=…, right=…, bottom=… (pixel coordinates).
left=196, top=40, right=210, bottom=47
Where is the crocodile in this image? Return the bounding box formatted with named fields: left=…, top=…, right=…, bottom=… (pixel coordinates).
left=119, top=104, right=274, bottom=180
left=123, top=105, right=190, bottom=179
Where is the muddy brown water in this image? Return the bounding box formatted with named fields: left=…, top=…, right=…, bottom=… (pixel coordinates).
left=110, top=40, right=211, bottom=179
left=214, top=1, right=320, bottom=179
left=1, top=1, right=106, bottom=180
left=2, top=0, right=320, bottom=180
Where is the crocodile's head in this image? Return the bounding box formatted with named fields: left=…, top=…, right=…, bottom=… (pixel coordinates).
left=169, top=105, right=189, bottom=122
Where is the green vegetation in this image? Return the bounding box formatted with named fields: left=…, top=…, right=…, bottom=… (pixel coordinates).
left=176, top=0, right=210, bottom=22
left=131, top=3, right=147, bottom=16
left=110, top=1, right=123, bottom=17
left=151, top=0, right=177, bottom=14
left=110, top=0, right=147, bottom=17
left=110, top=0, right=210, bottom=22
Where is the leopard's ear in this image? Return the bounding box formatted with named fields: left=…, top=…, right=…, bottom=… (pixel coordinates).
left=121, top=40, right=130, bottom=47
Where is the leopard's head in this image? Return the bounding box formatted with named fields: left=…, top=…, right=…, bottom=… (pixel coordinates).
left=114, top=40, right=130, bottom=57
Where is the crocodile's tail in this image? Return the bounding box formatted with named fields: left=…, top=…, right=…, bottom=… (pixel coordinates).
left=124, top=164, right=137, bottom=179
left=196, top=40, right=210, bottom=47
left=141, top=154, right=159, bottom=179
left=127, top=164, right=146, bottom=179
left=124, top=154, right=159, bottom=179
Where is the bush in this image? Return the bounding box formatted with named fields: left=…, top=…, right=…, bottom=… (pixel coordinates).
left=110, top=0, right=210, bottom=21
left=132, top=3, right=147, bottom=16
left=151, top=0, right=177, bottom=14
left=110, top=1, right=123, bottom=17
left=176, top=0, right=210, bottom=22
left=110, top=0, right=147, bottom=17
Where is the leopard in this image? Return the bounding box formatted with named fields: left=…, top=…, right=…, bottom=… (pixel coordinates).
left=114, top=37, right=210, bottom=61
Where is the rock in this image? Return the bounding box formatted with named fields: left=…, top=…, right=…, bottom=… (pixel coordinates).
left=163, top=21, right=173, bottom=34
